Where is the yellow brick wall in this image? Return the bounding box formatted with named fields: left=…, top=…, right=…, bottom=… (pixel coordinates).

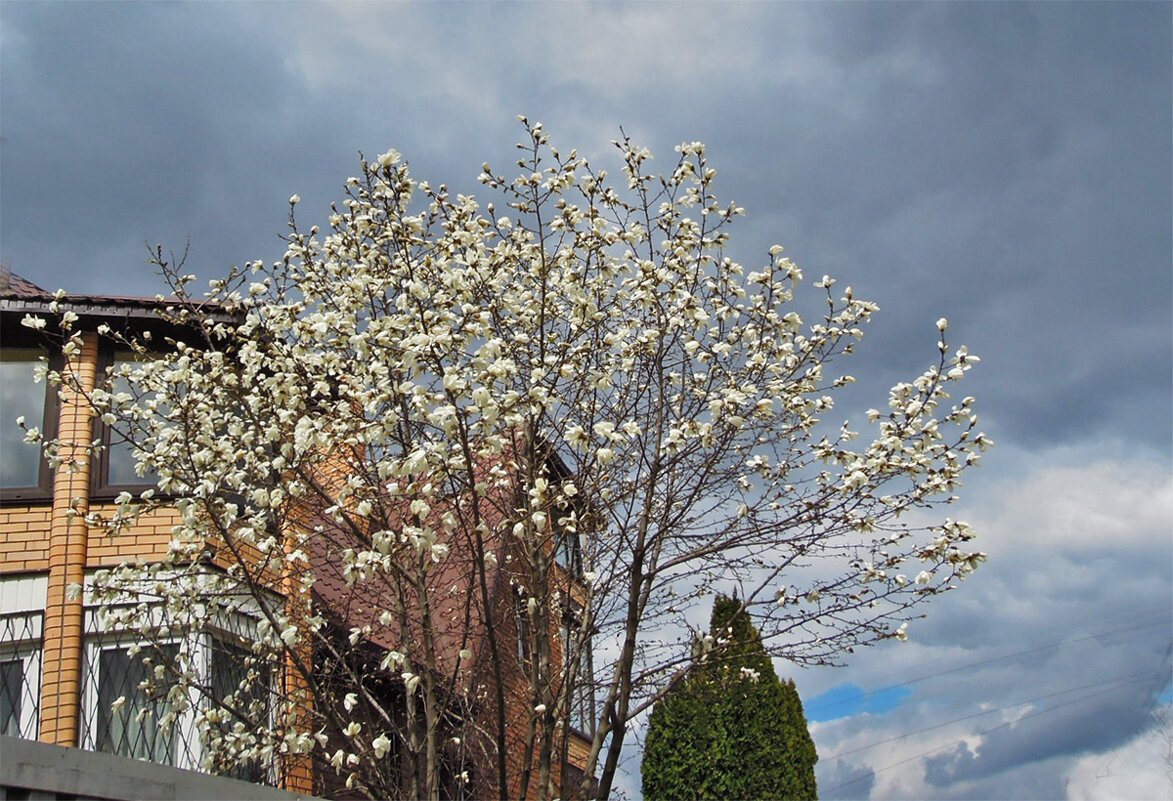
left=84, top=505, right=180, bottom=567
left=0, top=506, right=52, bottom=573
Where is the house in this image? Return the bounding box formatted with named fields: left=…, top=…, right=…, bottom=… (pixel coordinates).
left=0, top=268, right=298, bottom=787
left=0, top=268, right=596, bottom=800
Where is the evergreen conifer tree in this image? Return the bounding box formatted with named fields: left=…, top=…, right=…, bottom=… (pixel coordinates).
left=642, top=596, right=818, bottom=800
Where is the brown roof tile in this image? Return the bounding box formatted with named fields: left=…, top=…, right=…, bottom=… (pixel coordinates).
left=0, top=267, right=51, bottom=298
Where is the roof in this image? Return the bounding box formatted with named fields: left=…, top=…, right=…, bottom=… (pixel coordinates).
left=0, top=267, right=50, bottom=298
left=0, top=267, right=237, bottom=327
left=307, top=457, right=520, bottom=687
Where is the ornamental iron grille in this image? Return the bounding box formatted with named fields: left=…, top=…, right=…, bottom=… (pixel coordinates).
left=78, top=594, right=277, bottom=784
left=0, top=609, right=43, bottom=739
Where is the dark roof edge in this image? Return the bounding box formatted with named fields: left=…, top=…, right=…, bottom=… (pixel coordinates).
left=0, top=268, right=202, bottom=315
left=0, top=296, right=237, bottom=324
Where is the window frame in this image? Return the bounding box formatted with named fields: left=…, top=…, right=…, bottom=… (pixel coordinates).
left=0, top=335, right=59, bottom=504
left=559, top=610, right=595, bottom=737
left=90, top=346, right=162, bottom=500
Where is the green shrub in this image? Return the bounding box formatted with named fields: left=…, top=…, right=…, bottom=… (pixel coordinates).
left=642, top=596, right=818, bottom=800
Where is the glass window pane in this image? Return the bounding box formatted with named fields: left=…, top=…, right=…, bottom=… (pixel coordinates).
left=210, top=638, right=270, bottom=782
left=104, top=351, right=159, bottom=488
left=97, top=645, right=178, bottom=764
left=1, top=659, right=23, bottom=737
left=0, top=349, right=47, bottom=489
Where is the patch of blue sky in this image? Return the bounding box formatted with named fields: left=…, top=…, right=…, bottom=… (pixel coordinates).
left=805, top=682, right=913, bottom=723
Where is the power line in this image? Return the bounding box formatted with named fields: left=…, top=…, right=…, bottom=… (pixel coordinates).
left=821, top=667, right=1161, bottom=764
left=824, top=669, right=1163, bottom=796
left=804, top=613, right=1169, bottom=717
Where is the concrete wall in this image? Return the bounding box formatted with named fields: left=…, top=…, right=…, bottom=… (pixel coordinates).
left=0, top=736, right=319, bottom=801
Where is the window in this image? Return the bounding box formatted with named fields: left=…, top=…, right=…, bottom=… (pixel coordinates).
left=84, top=634, right=273, bottom=775
left=1, top=659, right=24, bottom=736
left=95, top=643, right=180, bottom=764
left=80, top=578, right=279, bottom=779
left=0, top=346, right=55, bottom=501
left=560, top=615, right=595, bottom=736
left=209, top=638, right=271, bottom=783
left=0, top=604, right=44, bottom=740
left=561, top=762, right=586, bottom=800
left=92, top=349, right=161, bottom=496
left=514, top=590, right=532, bottom=665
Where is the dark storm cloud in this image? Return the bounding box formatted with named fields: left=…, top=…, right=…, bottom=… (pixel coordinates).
left=0, top=1, right=337, bottom=293
left=1, top=3, right=1169, bottom=798
left=922, top=675, right=1160, bottom=787
left=4, top=1, right=1168, bottom=456
left=715, top=3, right=1173, bottom=454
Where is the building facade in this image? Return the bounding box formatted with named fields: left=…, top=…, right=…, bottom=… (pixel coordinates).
left=0, top=269, right=595, bottom=800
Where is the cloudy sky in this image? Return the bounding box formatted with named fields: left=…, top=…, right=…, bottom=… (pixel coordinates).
left=2, top=2, right=1170, bottom=799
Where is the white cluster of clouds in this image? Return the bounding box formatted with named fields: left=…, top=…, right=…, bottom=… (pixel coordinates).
left=799, top=449, right=1172, bottom=800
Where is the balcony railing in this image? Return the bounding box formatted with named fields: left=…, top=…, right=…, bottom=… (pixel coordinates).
left=0, top=591, right=278, bottom=787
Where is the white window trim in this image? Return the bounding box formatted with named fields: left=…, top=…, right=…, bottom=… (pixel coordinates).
left=79, top=569, right=277, bottom=778
left=1, top=639, right=42, bottom=739
left=0, top=575, right=47, bottom=740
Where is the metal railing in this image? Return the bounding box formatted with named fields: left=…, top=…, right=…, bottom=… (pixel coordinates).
left=0, top=608, right=43, bottom=740
left=0, top=597, right=278, bottom=787
left=77, top=599, right=278, bottom=784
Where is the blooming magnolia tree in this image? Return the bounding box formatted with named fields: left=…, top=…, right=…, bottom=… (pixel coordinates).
left=33, top=119, right=988, bottom=800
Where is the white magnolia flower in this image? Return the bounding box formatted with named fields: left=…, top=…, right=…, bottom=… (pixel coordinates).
left=372, top=734, right=392, bottom=759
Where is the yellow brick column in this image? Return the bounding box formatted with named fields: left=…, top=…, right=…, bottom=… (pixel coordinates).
left=38, top=330, right=99, bottom=746
left=279, top=521, right=315, bottom=795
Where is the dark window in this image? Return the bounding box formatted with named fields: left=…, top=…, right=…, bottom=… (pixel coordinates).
left=96, top=644, right=179, bottom=764
left=209, top=638, right=271, bottom=783
left=92, top=349, right=161, bottom=497
left=0, top=347, right=55, bottom=501
left=561, top=762, right=585, bottom=800
left=514, top=591, right=532, bottom=665
left=1, top=658, right=23, bottom=736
